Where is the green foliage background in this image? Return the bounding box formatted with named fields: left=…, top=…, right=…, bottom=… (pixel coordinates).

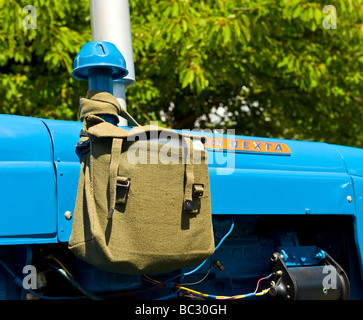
left=0, top=0, right=362, bottom=147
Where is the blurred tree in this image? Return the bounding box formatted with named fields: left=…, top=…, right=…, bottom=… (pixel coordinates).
left=1, top=0, right=363, bottom=147
left=0, top=0, right=91, bottom=119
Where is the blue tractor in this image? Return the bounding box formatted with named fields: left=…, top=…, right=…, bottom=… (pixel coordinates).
left=0, top=1, right=362, bottom=300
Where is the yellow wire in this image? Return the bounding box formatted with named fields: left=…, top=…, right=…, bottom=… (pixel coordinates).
left=143, top=274, right=271, bottom=300
left=175, top=285, right=270, bottom=300
left=47, top=254, right=74, bottom=278
left=176, top=285, right=270, bottom=300
left=143, top=274, right=160, bottom=284
left=228, top=288, right=271, bottom=300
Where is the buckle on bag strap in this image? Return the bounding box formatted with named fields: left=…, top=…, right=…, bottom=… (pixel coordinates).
left=117, top=177, right=131, bottom=188
left=192, top=184, right=204, bottom=197
left=115, top=176, right=131, bottom=209
left=184, top=184, right=204, bottom=212
left=183, top=136, right=205, bottom=213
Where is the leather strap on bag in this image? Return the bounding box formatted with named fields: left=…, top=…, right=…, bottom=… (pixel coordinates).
left=183, top=136, right=195, bottom=212
left=79, top=90, right=140, bottom=127
left=108, top=137, right=124, bottom=220
left=183, top=136, right=205, bottom=213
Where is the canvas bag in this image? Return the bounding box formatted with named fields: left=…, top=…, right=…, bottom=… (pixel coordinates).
left=68, top=90, right=215, bottom=274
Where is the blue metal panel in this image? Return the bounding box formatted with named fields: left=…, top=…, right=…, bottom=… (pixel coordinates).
left=351, top=176, right=363, bottom=275
left=195, top=132, right=355, bottom=216
left=335, top=145, right=363, bottom=276
left=209, top=168, right=354, bottom=215
left=41, top=119, right=83, bottom=242
left=0, top=115, right=57, bottom=244
left=334, top=145, right=363, bottom=177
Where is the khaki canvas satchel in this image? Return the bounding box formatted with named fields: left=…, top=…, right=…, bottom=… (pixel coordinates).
left=68, top=90, right=215, bottom=274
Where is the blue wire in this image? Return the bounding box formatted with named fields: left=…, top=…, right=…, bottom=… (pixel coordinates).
left=0, top=259, right=83, bottom=300
left=214, top=220, right=235, bottom=251
left=183, top=220, right=235, bottom=276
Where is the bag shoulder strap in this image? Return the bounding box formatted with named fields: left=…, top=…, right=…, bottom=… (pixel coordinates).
left=84, top=115, right=196, bottom=143
left=80, top=90, right=140, bottom=127
left=84, top=115, right=131, bottom=139
left=108, top=137, right=123, bottom=219
left=183, top=136, right=195, bottom=211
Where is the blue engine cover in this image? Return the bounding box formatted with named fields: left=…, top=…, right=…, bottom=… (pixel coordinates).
left=0, top=115, right=57, bottom=243
left=1, top=114, right=363, bottom=277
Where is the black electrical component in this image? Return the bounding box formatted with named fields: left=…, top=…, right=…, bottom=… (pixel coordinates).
left=268, top=250, right=350, bottom=300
